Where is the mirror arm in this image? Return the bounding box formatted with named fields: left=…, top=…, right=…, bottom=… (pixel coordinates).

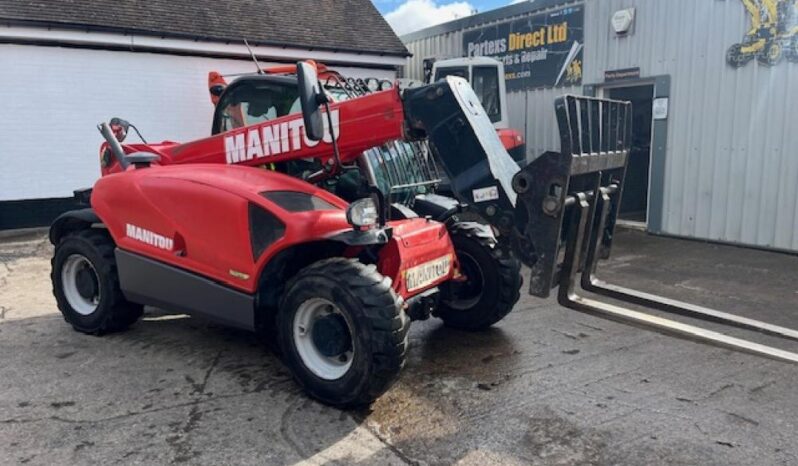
left=322, top=99, right=343, bottom=175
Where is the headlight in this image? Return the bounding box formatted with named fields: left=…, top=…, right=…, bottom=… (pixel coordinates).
left=346, top=198, right=378, bottom=228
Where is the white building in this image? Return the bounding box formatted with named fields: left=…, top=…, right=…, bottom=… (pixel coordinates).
left=0, top=0, right=407, bottom=228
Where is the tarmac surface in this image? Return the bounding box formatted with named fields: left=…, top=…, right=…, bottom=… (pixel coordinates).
left=1, top=228, right=797, bottom=465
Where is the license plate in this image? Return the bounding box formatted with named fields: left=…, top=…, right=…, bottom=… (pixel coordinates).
left=405, top=255, right=452, bottom=292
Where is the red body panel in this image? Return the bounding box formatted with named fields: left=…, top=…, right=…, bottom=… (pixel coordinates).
left=92, top=164, right=454, bottom=298
left=496, top=128, right=524, bottom=151
left=377, top=218, right=457, bottom=297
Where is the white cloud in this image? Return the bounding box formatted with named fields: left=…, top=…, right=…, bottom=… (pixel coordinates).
left=384, top=0, right=475, bottom=36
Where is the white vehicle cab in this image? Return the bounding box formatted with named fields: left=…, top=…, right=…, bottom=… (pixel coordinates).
left=429, top=57, right=525, bottom=164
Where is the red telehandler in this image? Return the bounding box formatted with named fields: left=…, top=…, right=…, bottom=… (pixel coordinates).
left=50, top=62, right=798, bottom=407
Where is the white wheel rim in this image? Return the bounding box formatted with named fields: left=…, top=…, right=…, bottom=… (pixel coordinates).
left=293, top=297, right=354, bottom=381
left=61, top=254, right=100, bottom=316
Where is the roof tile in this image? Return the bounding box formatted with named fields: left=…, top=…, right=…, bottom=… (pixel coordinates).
left=0, top=0, right=409, bottom=56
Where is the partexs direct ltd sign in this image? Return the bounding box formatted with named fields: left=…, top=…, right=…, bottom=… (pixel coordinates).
left=463, top=5, right=584, bottom=91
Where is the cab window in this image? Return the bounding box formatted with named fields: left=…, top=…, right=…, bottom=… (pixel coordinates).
left=433, top=66, right=468, bottom=82
left=213, top=82, right=300, bottom=134
left=472, top=66, right=501, bottom=123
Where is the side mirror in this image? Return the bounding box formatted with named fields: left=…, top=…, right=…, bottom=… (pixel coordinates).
left=109, top=117, right=130, bottom=142
left=296, top=61, right=325, bottom=141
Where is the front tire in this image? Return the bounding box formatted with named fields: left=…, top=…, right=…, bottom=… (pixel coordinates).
left=277, top=258, right=409, bottom=408
left=51, top=229, right=143, bottom=335
left=436, top=222, right=522, bottom=330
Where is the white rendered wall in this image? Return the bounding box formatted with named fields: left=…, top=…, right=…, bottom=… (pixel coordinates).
left=0, top=43, right=394, bottom=200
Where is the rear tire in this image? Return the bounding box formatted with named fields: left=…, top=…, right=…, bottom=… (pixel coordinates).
left=436, top=222, right=521, bottom=330
left=277, top=258, right=409, bottom=408
left=51, top=229, right=143, bottom=335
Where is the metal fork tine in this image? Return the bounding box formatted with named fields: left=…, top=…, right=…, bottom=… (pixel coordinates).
left=520, top=95, right=798, bottom=363
left=559, top=195, right=798, bottom=364
left=582, top=190, right=798, bottom=341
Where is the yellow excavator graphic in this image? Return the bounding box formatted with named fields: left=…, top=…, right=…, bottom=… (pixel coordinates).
left=727, top=0, right=798, bottom=66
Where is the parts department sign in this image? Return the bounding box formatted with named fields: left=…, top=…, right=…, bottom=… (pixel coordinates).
left=463, top=5, right=584, bottom=91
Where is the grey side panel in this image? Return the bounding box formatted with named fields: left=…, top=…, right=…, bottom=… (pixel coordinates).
left=647, top=75, right=671, bottom=234
left=115, top=249, right=255, bottom=331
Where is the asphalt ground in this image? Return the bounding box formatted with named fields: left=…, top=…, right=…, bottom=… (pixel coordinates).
left=1, top=228, right=797, bottom=465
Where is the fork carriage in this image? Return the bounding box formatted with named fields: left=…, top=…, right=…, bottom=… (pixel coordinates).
left=517, top=95, right=798, bottom=363
left=406, top=85, right=798, bottom=363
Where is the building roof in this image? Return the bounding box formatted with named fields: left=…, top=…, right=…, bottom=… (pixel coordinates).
left=0, top=0, right=409, bottom=57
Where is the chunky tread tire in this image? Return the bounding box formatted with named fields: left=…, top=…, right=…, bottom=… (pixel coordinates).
left=436, top=222, right=522, bottom=330
left=51, top=229, right=143, bottom=335
left=277, top=258, right=409, bottom=408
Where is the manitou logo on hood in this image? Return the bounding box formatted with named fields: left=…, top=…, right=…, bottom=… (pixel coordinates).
left=224, top=110, right=340, bottom=164
left=126, top=224, right=174, bottom=251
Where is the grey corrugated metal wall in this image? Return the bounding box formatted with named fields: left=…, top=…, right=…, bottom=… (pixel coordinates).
left=586, top=0, right=798, bottom=252
left=403, top=0, right=798, bottom=252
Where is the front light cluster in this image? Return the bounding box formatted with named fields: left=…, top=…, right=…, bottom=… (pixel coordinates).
left=346, top=198, right=379, bottom=228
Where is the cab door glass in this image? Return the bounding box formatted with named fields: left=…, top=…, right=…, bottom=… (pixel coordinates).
left=215, top=83, right=300, bottom=133
left=471, top=66, right=501, bottom=123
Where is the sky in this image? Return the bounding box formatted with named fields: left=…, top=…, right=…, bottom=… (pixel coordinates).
left=372, top=0, right=529, bottom=36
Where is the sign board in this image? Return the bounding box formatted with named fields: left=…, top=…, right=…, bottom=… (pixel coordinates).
left=653, top=97, right=669, bottom=120
left=462, top=5, right=584, bottom=91
left=604, top=67, right=640, bottom=82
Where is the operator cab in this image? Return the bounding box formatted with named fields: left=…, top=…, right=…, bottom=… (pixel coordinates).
left=210, top=73, right=436, bottom=205
left=212, top=75, right=301, bottom=135
left=210, top=75, right=325, bottom=180
left=209, top=74, right=376, bottom=201
left=211, top=75, right=354, bottom=134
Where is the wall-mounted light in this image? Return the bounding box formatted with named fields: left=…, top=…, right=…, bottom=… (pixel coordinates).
left=612, top=8, right=635, bottom=36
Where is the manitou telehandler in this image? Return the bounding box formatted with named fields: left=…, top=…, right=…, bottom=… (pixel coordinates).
left=50, top=61, right=798, bottom=407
